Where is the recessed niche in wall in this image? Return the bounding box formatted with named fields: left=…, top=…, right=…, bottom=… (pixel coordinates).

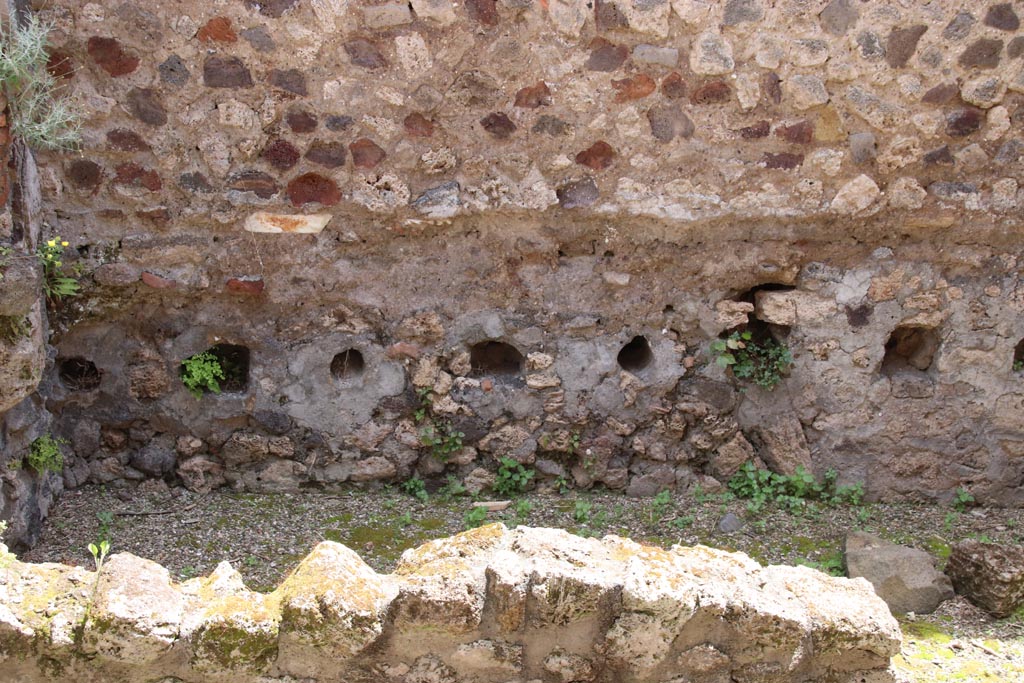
left=58, top=357, right=101, bottom=391
left=470, top=341, right=524, bottom=377
left=881, top=326, right=939, bottom=376
left=181, top=344, right=250, bottom=394
left=617, top=335, right=653, bottom=372
left=331, top=349, right=365, bottom=380
left=1014, top=339, right=1024, bottom=373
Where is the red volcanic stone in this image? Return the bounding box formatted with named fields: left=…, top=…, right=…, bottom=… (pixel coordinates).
left=466, top=0, right=498, bottom=26
left=886, top=25, right=927, bottom=68
left=87, top=37, right=139, bottom=76
left=762, top=72, right=782, bottom=104
left=305, top=140, right=347, bottom=168
left=226, top=278, right=265, bottom=294
left=575, top=141, right=616, bottom=171
left=586, top=38, right=628, bottom=72
left=67, top=160, right=103, bottom=191
left=480, top=112, right=516, bottom=139
left=261, top=139, right=301, bottom=170
left=243, top=0, right=298, bottom=17
left=775, top=119, right=814, bottom=144
left=141, top=272, right=176, bottom=289
left=350, top=138, right=386, bottom=169
left=106, top=128, right=151, bottom=152
left=269, top=68, right=307, bottom=96
left=198, top=16, right=237, bottom=42
left=947, top=107, right=984, bottom=137
left=404, top=112, right=435, bottom=137
left=612, top=74, right=656, bottom=102
left=691, top=80, right=731, bottom=104
left=287, top=173, right=340, bottom=207
left=114, top=163, right=161, bottom=191
left=661, top=72, right=687, bottom=99
left=514, top=81, right=551, bottom=108
left=126, top=88, right=167, bottom=127
left=740, top=120, right=770, bottom=139
left=345, top=38, right=388, bottom=69
left=386, top=342, right=421, bottom=359
left=46, top=49, right=75, bottom=80
left=286, top=110, right=318, bottom=133
left=227, top=170, right=278, bottom=199
left=922, top=82, right=958, bottom=104
left=763, top=152, right=804, bottom=169
left=595, top=0, right=628, bottom=30
left=203, top=56, right=253, bottom=88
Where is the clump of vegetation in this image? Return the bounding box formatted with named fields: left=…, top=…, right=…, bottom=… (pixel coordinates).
left=18, top=434, right=65, bottom=474
left=401, top=476, right=429, bottom=503
left=414, top=388, right=465, bottom=462
left=493, top=457, right=534, bottom=497
left=37, top=236, right=80, bottom=302
left=0, top=315, right=31, bottom=344
left=952, top=487, right=975, bottom=513
left=463, top=505, right=488, bottom=529
left=712, top=330, right=793, bottom=390
left=728, top=462, right=864, bottom=514
left=0, top=15, right=81, bottom=150
left=650, top=489, right=673, bottom=523
left=180, top=351, right=225, bottom=398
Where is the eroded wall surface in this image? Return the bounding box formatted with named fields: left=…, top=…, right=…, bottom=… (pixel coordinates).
left=0, top=524, right=901, bottom=682
left=13, top=0, right=1024, bottom=504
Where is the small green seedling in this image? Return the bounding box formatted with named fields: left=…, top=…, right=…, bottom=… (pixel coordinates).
left=180, top=351, right=226, bottom=398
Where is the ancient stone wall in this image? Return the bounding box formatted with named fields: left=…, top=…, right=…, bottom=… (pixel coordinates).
left=9, top=0, right=1024, bottom=505
left=0, top=524, right=902, bottom=682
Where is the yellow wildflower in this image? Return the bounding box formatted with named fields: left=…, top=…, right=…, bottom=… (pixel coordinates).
left=46, top=239, right=55, bottom=247
left=61, top=241, right=69, bottom=247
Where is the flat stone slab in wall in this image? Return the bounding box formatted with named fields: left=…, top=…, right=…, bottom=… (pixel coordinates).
left=0, top=524, right=901, bottom=682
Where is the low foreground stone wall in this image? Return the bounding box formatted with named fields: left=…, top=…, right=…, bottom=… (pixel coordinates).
left=0, top=524, right=900, bottom=683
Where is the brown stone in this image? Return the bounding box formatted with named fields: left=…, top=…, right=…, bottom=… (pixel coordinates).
left=1009, top=36, right=1024, bottom=59
left=885, top=25, right=927, bottom=68
left=227, top=170, right=279, bottom=199
left=984, top=3, right=1020, bottom=31
left=959, top=38, right=1003, bottom=69
left=762, top=72, right=782, bottom=104
left=179, top=172, right=214, bottom=193
left=350, top=138, right=386, bottom=169
left=514, top=81, right=551, bottom=108
left=140, top=271, right=176, bottom=289
left=403, top=112, right=435, bottom=137
left=921, top=83, right=958, bottom=105
left=243, top=0, right=298, bottom=18
left=595, top=0, right=628, bottom=30
left=946, top=107, right=984, bottom=137
left=203, top=56, right=254, bottom=88
left=126, top=88, right=167, bottom=127
left=480, top=112, right=516, bottom=139
left=386, top=342, right=422, bottom=360
left=226, top=278, right=265, bottom=295
left=763, top=152, right=804, bottom=169
left=612, top=74, right=656, bottom=103
left=575, top=141, right=615, bottom=171
left=946, top=540, right=1024, bottom=618
left=197, top=16, right=237, bottom=43
left=67, top=160, right=103, bottom=191
left=661, top=72, right=687, bottom=99
left=691, top=80, right=731, bottom=104
left=922, top=146, right=954, bottom=166
left=586, top=39, right=628, bottom=72
left=46, top=49, right=75, bottom=80
left=739, top=120, right=770, bottom=139
left=288, top=173, right=341, bottom=207
left=466, top=0, right=498, bottom=26
left=775, top=120, right=814, bottom=144
left=532, top=115, right=570, bottom=136
left=305, top=140, right=348, bottom=168
left=269, top=68, right=307, bottom=96
left=258, top=139, right=298, bottom=170
left=286, top=110, right=318, bottom=133
left=113, top=163, right=161, bottom=191
left=87, top=37, right=139, bottom=77
left=106, top=129, right=151, bottom=152
left=345, top=38, right=388, bottom=69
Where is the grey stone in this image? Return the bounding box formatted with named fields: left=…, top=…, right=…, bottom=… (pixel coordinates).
left=129, top=442, right=176, bottom=477
left=625, top=465, right=674, bottom=497
left=689, top=31, right=734, bottom=75
left=413, top=181, right=461, bottom=219
left=722, top=0, right=762, bottom=26
left=646, top=103, right=694, bottom=142
left=844, top=531, right=953, bottom=614
left=856, top=31, right=885, bottom=60
left=849, top=132, right=876, bottom=164
left=943, top=11, right=975, bottom=40
left=240, top=26, right=275, bottom=52
left=158, top=54, right=189, bottom=86
left=632, top=44, right=678, bottom=67
left=716, top=511, right=744, bottom=534
left=819, top=0, right=858, bottom=36
left=556, top=178, right=599, bottom=209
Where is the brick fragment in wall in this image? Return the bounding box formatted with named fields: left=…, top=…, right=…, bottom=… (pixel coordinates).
left=244, top=212, right=332, bottom=233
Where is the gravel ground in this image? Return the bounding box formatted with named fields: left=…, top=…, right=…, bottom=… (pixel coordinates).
left=18, top=482, right=1024, bottom=681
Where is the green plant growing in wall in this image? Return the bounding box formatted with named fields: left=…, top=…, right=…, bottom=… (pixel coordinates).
left=37, top=236, right=80, bottom=302
left=22, top=434, right=64, bottom=473
left=0, top=15, right=81, bottom=151
left=414, top=387, right=465, bottom=462
left=711, top=330, right=793, bottom=390
left=493, top=457, right=534, bottom=497
left=180, top=351, right=226, bottom=398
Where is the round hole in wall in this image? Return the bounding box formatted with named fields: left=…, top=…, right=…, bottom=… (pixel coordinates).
left=58, top=357, right=101, bottom=391
left=469, top=341, right=524, bottom=377
left=1013, top=339, right=1024, bottom=373
left=331, top=349, right=365, bottom=380
left=617, top=335, right=653, bottom=372
left=881, top=326, right=939, bottom=376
